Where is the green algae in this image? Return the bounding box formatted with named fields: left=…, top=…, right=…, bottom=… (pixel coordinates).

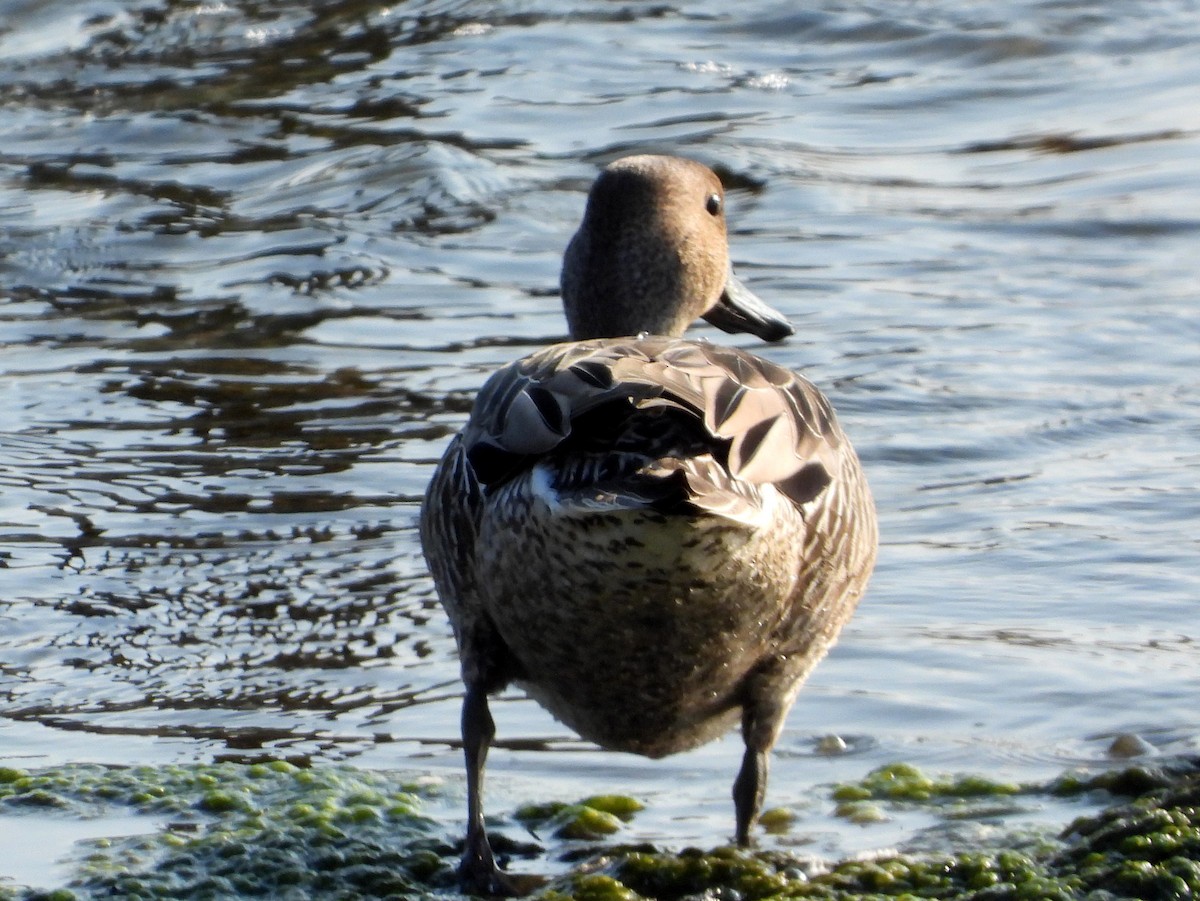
left=758, top=806, right=799, bottom=835
left=539, top=760, right=1200, bottom=901
left=1, top=759, right=1197, bottom=900
left=832, top=762, right=1023, bottom=804
left=581, top=795, right=645, bottom=822
left=515, top=794, right=644, bottom=841
left=0, top=761, right=449, bottom=900
left=828, top=762, right=1027, bottom=828
left=602, top=846, right=794, bottom=900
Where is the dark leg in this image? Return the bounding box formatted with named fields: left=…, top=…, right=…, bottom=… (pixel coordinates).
left=732, top=744, right=768, bottom=846
left=732, top=694, right=784, bottom=847
left=458, top=681, right=519, bottom=896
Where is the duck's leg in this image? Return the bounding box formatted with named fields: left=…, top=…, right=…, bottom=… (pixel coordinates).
left=457, top=618, right=529, bottom=896
left=459, top=680, right=518, bottom=895
left=732, top=696, right=786, bottom=847
left=732, top=742, right=769, bottom=846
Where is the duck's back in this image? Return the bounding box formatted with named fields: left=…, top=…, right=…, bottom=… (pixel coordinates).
left=421, top=336, right=876, bottom=757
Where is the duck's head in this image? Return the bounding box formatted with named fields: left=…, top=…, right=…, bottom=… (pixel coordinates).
left=561, top=154, right=794, bottom=342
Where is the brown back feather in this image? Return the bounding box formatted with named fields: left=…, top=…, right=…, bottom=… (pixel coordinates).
left=459, top=337, right=845, bottom=509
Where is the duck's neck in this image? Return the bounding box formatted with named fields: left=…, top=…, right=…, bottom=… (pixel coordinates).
left=561, top=238, right=702, bottom=340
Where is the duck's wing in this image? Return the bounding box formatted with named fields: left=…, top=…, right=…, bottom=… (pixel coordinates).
left=457, top=336, right=848, bottom=512
left=420, top=432, right=483, bottom=641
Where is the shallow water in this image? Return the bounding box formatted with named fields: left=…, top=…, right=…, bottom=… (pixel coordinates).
left=1, top=0, right=1198, bottom=880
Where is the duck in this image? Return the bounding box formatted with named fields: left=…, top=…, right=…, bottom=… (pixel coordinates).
left=420, top=154, right=878, bottom=895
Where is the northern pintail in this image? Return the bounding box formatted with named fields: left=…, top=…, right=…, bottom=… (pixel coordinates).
left=421, top=154, right=878, bottom=894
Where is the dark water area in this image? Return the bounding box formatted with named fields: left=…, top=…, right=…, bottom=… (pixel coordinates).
left=1, top=0, right=1198, bottom=878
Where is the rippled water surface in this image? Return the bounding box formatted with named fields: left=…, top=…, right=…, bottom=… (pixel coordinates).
left=1, top=0, right=1198, bottom=874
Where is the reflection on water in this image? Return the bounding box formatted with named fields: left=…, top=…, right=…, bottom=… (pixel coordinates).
left=1, top=0, right=1198, bottom=860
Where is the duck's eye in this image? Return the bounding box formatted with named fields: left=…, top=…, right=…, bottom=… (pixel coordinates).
left=705, top=193, right=722, bottom=216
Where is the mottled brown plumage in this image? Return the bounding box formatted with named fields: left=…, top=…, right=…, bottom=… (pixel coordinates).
left=421, top=155, right=877, bottom=895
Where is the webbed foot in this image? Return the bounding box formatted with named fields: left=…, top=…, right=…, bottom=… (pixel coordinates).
left=458, top=840, right=522, bottom=896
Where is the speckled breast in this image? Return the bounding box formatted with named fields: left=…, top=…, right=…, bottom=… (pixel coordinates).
left=474, top=478, right=806, bottom=758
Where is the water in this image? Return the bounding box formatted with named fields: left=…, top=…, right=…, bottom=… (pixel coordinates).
left=1, top=0, right=1198, bottom=877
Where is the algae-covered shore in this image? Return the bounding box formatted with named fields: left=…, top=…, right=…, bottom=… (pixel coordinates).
left=1, top=759, right=1197, bottom=900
